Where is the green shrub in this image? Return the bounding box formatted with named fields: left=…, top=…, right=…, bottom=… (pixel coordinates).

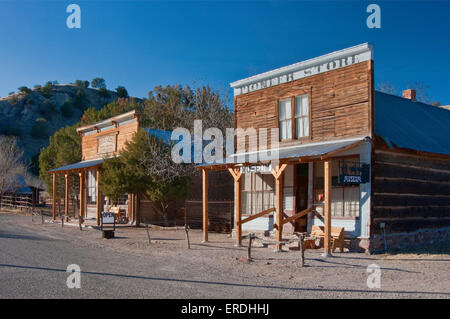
left=91, top=78, right=106, bottom=89
left=73, top=88, right=86, bottom=109
left=116, top=86, right=128, bottom=98
left=31, top=118, right=50, bottom=139
left=8, top=95, right=18, bottom=105
left=40, top=83, right=54, bottom=98
left=18, top=86, right=32, bottom=95
left=39, top=99, right=56, bottom=119
left=61, top=99, right=75, bottom=118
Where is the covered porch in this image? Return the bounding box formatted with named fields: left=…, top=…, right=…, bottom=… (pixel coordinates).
left=199, top=137, right=370, bottom=255
left=48, top=159, right=138, bottom=226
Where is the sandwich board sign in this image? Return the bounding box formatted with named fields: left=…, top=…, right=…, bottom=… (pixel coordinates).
left=101, top=211, right=115, bottom=231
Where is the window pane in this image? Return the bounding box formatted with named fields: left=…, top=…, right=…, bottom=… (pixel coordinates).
left=295, top=97, right=302, bottom=117
left=279, top=101, right=286, bottom=120
left=280, top=121, right=286, bottom=140
left=302, top=95, right=309, bottom=116
left=296, top=118, right=302, bottom=138
left=284, top=100, right=291, bottom=119
left=286, top=120, right=292, bottom=139
left=303, top=117, right=309, bottom=137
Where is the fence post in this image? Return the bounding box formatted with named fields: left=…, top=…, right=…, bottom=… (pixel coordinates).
left=185, top=224, right=190, bottom=249
left=145, top=223, right=151, bottom=245
left=299, top=233, right=305, bottom=268
left=247, top=233, right=255, bottom=261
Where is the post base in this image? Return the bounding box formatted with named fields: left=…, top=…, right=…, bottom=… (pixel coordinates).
left=321, top=252, right=332, bottom=258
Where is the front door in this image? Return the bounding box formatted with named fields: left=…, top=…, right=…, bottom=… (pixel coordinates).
left=295, top=164, right=309, bottom=232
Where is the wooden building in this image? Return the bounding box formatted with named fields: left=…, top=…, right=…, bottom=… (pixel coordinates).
left=48, top=110, right=234, bottom=228
left=199, top=43, right=450, bottom=253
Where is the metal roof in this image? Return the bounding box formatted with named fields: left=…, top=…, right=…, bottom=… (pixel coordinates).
left=48, top=158, right=104, bottom=173
left=227, top=138, right=364, bottom=163
left=374, top=91, right=450, bottom=156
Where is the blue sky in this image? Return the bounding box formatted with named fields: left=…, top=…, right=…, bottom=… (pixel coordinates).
left=0, top=0, right=449, bottom=106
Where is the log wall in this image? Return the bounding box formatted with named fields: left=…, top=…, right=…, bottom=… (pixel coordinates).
left=371, top=145, right=450, bottom=235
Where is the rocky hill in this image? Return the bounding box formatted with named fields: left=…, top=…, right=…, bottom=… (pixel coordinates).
left=0, top=83, right=129, bottom=164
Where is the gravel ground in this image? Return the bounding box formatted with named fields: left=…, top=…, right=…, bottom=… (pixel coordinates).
left=0, top=212, right=449, bottom=299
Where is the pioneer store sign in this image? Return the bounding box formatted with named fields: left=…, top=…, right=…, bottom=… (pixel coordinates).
left=231, top=43, right=373, bottom=96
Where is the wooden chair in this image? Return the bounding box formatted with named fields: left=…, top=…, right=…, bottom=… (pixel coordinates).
left=306, top=225, right=345, bottom=252
left=110, top=206, right=128, bottom=224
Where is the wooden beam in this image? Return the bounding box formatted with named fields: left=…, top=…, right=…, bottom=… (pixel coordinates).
left=324, top=160, right=332, bottom=256
left=237, top=207, right=275, bottom=226
left=275, top=166, right=284, bottom=251
left=280, top=207, right=312, bottom=226
left=96, top=169, right=101, bottom=226
left=235, top=170, right=242, bottom=246
left=78, top=172, right=85, bottom=221
left=52, top=173, right=56, bottom=220
left=202, top=169, right=208, bottom=242
left=271, top=163, right=288, bottom=180
left=64, top=174, right=69, bottom=222
left=228, top=168, right=242, bottom=182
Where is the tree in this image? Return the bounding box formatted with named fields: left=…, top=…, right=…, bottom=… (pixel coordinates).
left=61, top=98, right=75, bottom=118
left=100, top=129, right=192, bottom=226
left=75, top=80, right=89, bottom=88
left=39, top=99, right=56, bottom=119
left=39, top=125, right=81, bottom=198
left=40, top=82, right=54, bottom=98
left=116, top=86, right=128, bottom=98
left=376, top=82, right=397, bottom=95
left=30, top=118, right=50, bottom=139
left=91, top=78, right=106, bottom=89
left=0, top=136, right=26, bottom=195
left=73, top=88, right=86, bottom=109
left=18, top=86, right=32, bottom=95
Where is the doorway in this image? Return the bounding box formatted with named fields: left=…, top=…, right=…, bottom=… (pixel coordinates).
left=295, top=163, right=309, bottom=232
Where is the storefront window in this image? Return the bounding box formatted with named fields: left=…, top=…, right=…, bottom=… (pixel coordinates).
left=87, top=170, right=97, bottom=204
left=241, top=172, right=275, bottom=215
left=295, top=95, right=309, bottom=138
left=279, top=99, right=292, bottom=140
left=313, top=161, right=360, bottom=217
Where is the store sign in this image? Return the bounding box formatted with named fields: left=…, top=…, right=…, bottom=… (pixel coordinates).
left=97, top=134, right=117, bottom=154
left=231, top=43, right=373, bottom=96
left=338, top=161, right=370, bottom=185
left=101, top=211, right=115, bottom=224
left=242, top=163, right=272, bottom=174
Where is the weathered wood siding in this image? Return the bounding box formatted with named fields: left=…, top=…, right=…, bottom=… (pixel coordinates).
left=371, top=144, right=450, bottom=235
left=81, top=120, right=139, bottom=161
left=234, top=61, right=373, bottom=151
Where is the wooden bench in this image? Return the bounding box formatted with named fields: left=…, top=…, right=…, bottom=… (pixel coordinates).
left=305, top=225, right=345, bottom=253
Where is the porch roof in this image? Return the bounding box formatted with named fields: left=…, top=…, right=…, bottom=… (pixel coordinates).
left=48, top=158, right=104, bottom=174
left=198, top=137, right=366, bottom=170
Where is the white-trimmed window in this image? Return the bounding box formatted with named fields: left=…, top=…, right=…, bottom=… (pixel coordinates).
left=295, top=95, right=309, bottom=138
left=279, top=99, right=292, bottom=140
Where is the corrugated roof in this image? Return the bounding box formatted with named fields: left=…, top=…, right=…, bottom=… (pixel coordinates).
left=374, top=91, right=450, bottom=156
left=48, top=158, right=103, bottom=173
left=216, top=137, right=365, bottom=165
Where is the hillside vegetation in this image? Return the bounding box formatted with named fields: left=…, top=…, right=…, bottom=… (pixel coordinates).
left=0, top=80, right=133, bottom=166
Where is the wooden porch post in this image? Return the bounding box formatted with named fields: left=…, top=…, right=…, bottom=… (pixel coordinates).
left=323, top=160, right=332, bottom=256
left=52, top=173, right=56, bottom=220
left=202, top=168, right=209, bottom=243
left=64, top=173, right=69, bottom=222
left=228, top=168, right=242, bottom=246
left=78, top=171, right=85, bottom=221
left=96, top=169, right=101, bottom=226
left=273, top=163, right=287, bottom=251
